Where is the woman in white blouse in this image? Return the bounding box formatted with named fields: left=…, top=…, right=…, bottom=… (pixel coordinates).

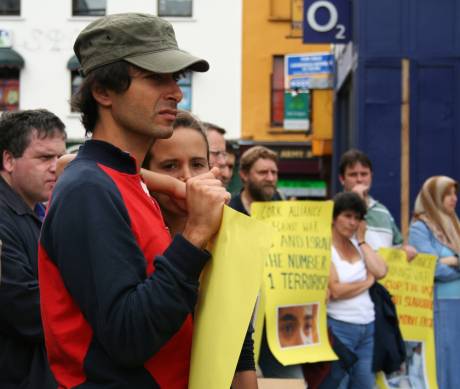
left=328, top=192, right=387, bottom=389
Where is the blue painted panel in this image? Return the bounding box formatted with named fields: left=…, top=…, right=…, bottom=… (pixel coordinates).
left=410, top=60, right=460, bottom=206
left=409, top=0, right=457, bottom=57
left=358, top=62, right=402, bottom=226
left=360, top=0, right=405, bottom=58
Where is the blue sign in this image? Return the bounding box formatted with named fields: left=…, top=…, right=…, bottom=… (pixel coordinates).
left=285, top=53, right=334, bottom=89
left=303, top=0, right=351, bottom=43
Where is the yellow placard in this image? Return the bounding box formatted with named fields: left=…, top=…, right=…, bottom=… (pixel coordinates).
left=252, top=200, right=337, bottom=365
left=189, top=206, right=276, bottom=389
left=375, top=249, right=437, bottom=389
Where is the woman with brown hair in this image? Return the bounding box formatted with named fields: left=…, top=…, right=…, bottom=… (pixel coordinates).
left=409, top=175, right=460, bottom=389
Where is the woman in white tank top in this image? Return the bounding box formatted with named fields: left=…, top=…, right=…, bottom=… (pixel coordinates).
left=328, top=192, right=387, bottom=389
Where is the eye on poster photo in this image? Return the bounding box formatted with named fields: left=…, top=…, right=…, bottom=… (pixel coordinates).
left=277, top=303, right=319, bottom=348
left=384, top=341, right=427, bottom=389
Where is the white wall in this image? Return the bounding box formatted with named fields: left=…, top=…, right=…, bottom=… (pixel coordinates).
left=1, top=0, right=242, bottom=141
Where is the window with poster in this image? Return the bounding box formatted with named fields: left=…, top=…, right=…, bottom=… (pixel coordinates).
left=271, top=55, right=285, bottom=127
left=72, top=0, right=106, bottom=17
left=158, top=0, right=193, bottom=17
left=0, top=0, right=20, bottom=16
left=0, top=30, right=23, bottom=111
left=67, top=55, right=82, bottom=112
left=177, top=71, right=192, bottom=111
left=0, top=68, right=19, bottom=111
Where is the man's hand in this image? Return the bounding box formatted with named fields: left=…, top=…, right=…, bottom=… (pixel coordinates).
left=402, top=244, right=417, bottom=262
left=356, top=220, right=367, bottom=243
left=352, top=183, right=370, bottom=199
left=182, top=167, right=230, bottom=249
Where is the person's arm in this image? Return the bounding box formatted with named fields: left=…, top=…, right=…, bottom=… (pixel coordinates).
left=231, top=371, right=258, bottom=389
left=41, top=169, right=227, bottom=367
left=182, top=167, right=229, bottom=248
left=328, top=262, right=375, bottom=300
left=236, top=325, right=255, bottom=370
left=351, top=183, right=370, bottom=200
left=0, top=213, right=44, bottom=341
left=439, top=255, right=459, bottom=266
left=57, top=154, right=187, bottom=202
left=409, top=221, right=460, bottom=282
left=356, top=220, right=387, bottom=279
left=141, top=168, right=185, bottom=200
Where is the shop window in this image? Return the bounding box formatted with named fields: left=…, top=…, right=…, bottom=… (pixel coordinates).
left=70, top=70, right=83, bottom=112
left=67, top=55, right=82, bottom=112
left=158, top=0, right=192, bottom=17
left=0, top=0, right=20, bottom=16
left=269, top=0, right=290, bottom=20
left=271, top=55, right=285, bottom=127
left=72, top=0, right=106, bottom=17
left=0, top=68, right=19, bottom=111
left=177, top=71, right=192, bottom=111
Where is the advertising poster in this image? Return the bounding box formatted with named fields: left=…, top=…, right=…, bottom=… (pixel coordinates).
left=283, top=52, right=333, bottom=130
left=252, top=200, right=337, bottom=365
left=189, top=206, right=276, bottom=389
left=284, top=52, right=334, bottom=90
left=375, top=249, right=437, bottom=389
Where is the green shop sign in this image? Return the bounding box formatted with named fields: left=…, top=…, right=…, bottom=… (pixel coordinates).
left=278, top=178, right=326, bottom=198
left=283, top=91, right=310, bottom=131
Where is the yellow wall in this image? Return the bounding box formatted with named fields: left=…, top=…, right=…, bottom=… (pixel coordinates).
left=242, top=0, right=333, bottom=148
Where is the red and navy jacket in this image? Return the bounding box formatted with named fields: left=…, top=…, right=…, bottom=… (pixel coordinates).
left=39, top=140, right=210, bottom=388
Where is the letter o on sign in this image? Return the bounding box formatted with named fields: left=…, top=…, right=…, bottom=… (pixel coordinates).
left=306, top=1, right=338, bottom=32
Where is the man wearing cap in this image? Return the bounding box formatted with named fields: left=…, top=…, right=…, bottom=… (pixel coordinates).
left=39, top=14, right=255, bottom=389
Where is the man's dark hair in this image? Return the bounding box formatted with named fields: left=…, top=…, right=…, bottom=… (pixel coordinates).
left=0, top=109, right=66, bottom=170
left=333, top=191, right=367, bottom=220
left=71, top=61, right=133, bottom=135
left=142, top=110, right=209, bottom=169
left=202, top=121, right=226, bottom=135
left=339, top=149, right=373, bottom=176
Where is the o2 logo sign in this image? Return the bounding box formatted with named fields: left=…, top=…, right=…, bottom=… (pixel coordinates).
left=303, top=0, right=351, bottom=43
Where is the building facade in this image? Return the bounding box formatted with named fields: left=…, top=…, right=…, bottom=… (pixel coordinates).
left=240, top=0, right=334, bottom=198
left=0, top=0, right=242, bottom=141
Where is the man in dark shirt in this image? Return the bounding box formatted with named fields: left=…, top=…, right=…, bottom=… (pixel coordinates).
left=0, top=109, right=66, bottom=389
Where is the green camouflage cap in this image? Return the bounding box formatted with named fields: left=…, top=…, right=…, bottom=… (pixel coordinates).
left=74, top=13, right=209, bottom=75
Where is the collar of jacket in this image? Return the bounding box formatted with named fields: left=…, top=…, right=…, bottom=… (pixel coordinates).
left=0, top=174, right=41, bottom=220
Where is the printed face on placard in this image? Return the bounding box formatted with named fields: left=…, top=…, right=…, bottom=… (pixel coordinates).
left=277, top=303, right=319, bottom=348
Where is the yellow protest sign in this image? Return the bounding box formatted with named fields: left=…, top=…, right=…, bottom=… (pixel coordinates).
left=376, top=249, right=437, bottom=389
left=252, top=200, right=337, bottom=365
left=189, top=206, right=276, bottom=389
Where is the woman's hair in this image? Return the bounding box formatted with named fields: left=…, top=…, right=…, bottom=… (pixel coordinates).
left=142, top=110, right=209, bottom=169
left=413, top=176, right=460, bottom=252
left=333, top=191, right=367, bottom=220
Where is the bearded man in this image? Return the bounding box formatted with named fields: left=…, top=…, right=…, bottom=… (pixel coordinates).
left=229, top=146, right=280, bottom=214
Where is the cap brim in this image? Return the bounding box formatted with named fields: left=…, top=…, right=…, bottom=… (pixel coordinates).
left=124, top=49, right=209, bottom=73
